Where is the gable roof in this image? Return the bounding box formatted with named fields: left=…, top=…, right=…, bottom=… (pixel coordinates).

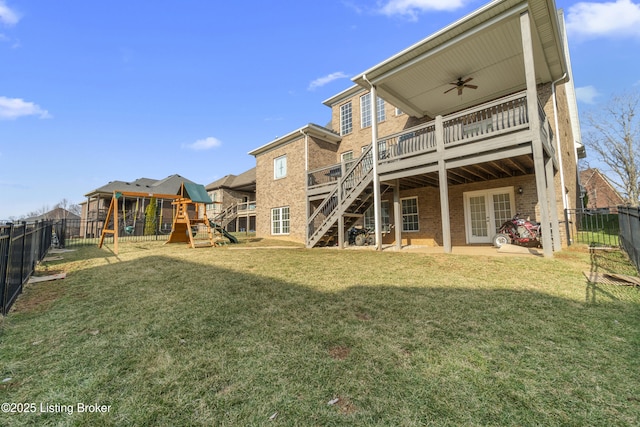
left=84, top=174, right=198, bottom=198
left=23, top=207, right=81, bottom=222
left=249, top=123, right=340, bottom=157
left=206, top=168, right=256, bottom=192
left=181, top=182, right=213, bottom=204
left=580, top=168, right=624, bottom=208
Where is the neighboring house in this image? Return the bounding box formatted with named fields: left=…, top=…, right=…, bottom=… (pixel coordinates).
left=580, top=168, right=624, bottom=209
left=249, top=0, right=585, bottom=257
left=205, top=168, right=256, bottom=232
left=23, top=207, right=81, bottom=222
left=81, top=174, right=198, bottom=237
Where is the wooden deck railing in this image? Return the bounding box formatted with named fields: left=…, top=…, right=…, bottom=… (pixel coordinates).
left=309, top=91, right=549, bottom=183
left=307, top=145, right=373, bottom=244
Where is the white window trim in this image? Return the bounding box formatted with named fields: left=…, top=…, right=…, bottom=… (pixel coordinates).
left=401, top=197, right=420, bottom=232
left=340, top=102, right=352, bottom=136
left=274, top=155, right=287, bottom=180
left=361, top=93, right=386, bottom=129
left=271, top=206, right=290, bottom=235
left=365, top=200, right=390, bottom=233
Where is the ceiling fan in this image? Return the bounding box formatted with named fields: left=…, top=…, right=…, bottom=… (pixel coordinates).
left=444, top=77, right=478, bottom=95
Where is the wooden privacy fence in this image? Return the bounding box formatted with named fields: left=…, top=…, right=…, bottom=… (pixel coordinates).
left=618, top=206, right=640, bottom=273
left=1, top=221, right=52, bottom=315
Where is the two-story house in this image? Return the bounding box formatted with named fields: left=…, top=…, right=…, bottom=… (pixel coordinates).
left=205, top=168, right=257, bottom=233
left=82, top=174, right=198, bottom=238
left=249, top=0, right=585, bottom=258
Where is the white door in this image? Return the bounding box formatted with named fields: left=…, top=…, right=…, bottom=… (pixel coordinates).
left=464, top=187, right=515, bottom=244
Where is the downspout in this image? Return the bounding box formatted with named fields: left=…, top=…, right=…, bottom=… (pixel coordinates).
left=552, top=72, right=568, bottom=211
left=363, top=74, right=382, bottom=250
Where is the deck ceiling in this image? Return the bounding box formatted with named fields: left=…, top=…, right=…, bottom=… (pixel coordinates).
left=353, top=0, right=566, bottom=119
left=392, top=154, right=535, bottom=190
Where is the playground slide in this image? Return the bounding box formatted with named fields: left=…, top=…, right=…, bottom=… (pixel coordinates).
left=209, top=221, right=239, bottom=244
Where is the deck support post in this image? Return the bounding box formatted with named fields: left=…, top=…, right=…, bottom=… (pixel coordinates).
left=394, top=179, right=402, bottom=250
left=521, top=10, right=553, bottom=257
left=435, top=115, right=452, bottom=253
left=545, top=155, right=562, bottom=251
left=367, top=78, right=383, bottom=251
left=338, top=215, right=345, bottom=249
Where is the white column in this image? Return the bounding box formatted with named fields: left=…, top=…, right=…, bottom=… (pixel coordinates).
left=394, top=179, right=402, bottom=250
left=545, top=156, right=562, bottom=251
left=370, top=83, right=382, bottom=250
left=521, top=11, right=553, bottom=257
left=435, top=116, right=452, bottom=253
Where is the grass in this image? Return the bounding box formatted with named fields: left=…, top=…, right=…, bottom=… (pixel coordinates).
left=1, top=238, right=639, bottom=426
left=575, top=230, right=620, bottom=247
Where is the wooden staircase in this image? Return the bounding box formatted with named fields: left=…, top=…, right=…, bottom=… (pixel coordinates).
left=307, top=145, right=381, bottom=248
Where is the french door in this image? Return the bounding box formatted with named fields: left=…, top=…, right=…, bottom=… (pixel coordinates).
left=464, top=187, right=515, bottom=244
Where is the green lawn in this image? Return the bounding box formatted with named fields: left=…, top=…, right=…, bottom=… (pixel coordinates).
left=1, top=239, right=639, bottom=426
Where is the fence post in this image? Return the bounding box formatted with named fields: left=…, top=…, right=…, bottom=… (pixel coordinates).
left=564, top=209, right=572, bottom=246
left=1, top=224, right=12, bottom=316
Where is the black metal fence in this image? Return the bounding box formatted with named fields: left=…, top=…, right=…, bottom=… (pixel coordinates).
left=618, top=206, right=640, bottom=273
left=566, top=208, right=620, bottom=247
left=1, top=221, right=52, bottom=315
left=53, top=215, right=179, bottom=248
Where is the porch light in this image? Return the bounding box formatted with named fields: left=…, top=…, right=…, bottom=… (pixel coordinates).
left=518, top=186, right=523, bottom=194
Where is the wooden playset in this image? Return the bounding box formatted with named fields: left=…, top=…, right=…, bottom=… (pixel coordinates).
left=98, top=182, right=227, bottom=254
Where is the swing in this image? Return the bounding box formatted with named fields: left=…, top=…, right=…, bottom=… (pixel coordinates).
left=121, top=194, right=139, bottom=235
left=99, top=190, right=181, bottom=254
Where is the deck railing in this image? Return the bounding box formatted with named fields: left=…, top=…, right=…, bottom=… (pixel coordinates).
left=307, top=91, right=550, bottom=187
left=307, top=145, right=373, bottom=244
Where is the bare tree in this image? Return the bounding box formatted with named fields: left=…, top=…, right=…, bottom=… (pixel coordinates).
left=54, top=198, right=81, bottom=217
left=584, top=90, right=640, bottom=206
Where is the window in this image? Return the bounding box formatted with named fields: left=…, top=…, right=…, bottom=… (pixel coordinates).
left=364, top=201, right=390, bottom=232
left=274, top=155, right=287, bottom=179
left=207, top=191, right=221, bottom=214
left=360, top=93, right=386, bottom=128
left=340, top=102, right=352, bottom=135
left=395, top=107, right=403, bottom=116
left=401, top=197, right=419, bottom=232
left=341, top=151, right=354, bottom=171
left=271, top=206, right=290, bottom=235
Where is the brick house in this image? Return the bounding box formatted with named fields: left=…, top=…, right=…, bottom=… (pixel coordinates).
left=580, top=168, right=624, bottom=209
left=249, top=0, right=585, bottom=257
left=82, top=174, right=198, bottom=238
left=205, top=168, right=257, bottom=232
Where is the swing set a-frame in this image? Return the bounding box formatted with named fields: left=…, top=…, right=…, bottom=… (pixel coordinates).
left=98, top=182, right=221, bottom=254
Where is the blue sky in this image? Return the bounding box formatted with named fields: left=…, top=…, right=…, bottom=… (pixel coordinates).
left=1, top=0, right=639, bottom=219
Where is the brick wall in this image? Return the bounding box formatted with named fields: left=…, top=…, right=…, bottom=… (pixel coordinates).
left=255, top=136, right=308, bottom=243
left=330, top=89, right=431, bottom=162
left=377, top=176, right=538, bottom=246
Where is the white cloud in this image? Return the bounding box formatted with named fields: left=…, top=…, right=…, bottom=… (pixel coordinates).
left=0, top=96, right=51, bottom=120
left=0, top=1, right=19, bottom=26
left=182, top=136, right=222, bottom=150
left=308, top=72, right=350, bottom=90
left=378, top=0, right=468, bottom=20
left=575, top=85, right=600, bottom=104
left=566, top=0, right=640, bottom=39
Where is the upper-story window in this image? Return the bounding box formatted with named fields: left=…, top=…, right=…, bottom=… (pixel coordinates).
left=274, top=155, right=287, bottom=179
left=341, top=151, right=354, bottom=171
left=360, top=93, right=385, bottom=128
left=340, top=102, right=352, bottom=136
